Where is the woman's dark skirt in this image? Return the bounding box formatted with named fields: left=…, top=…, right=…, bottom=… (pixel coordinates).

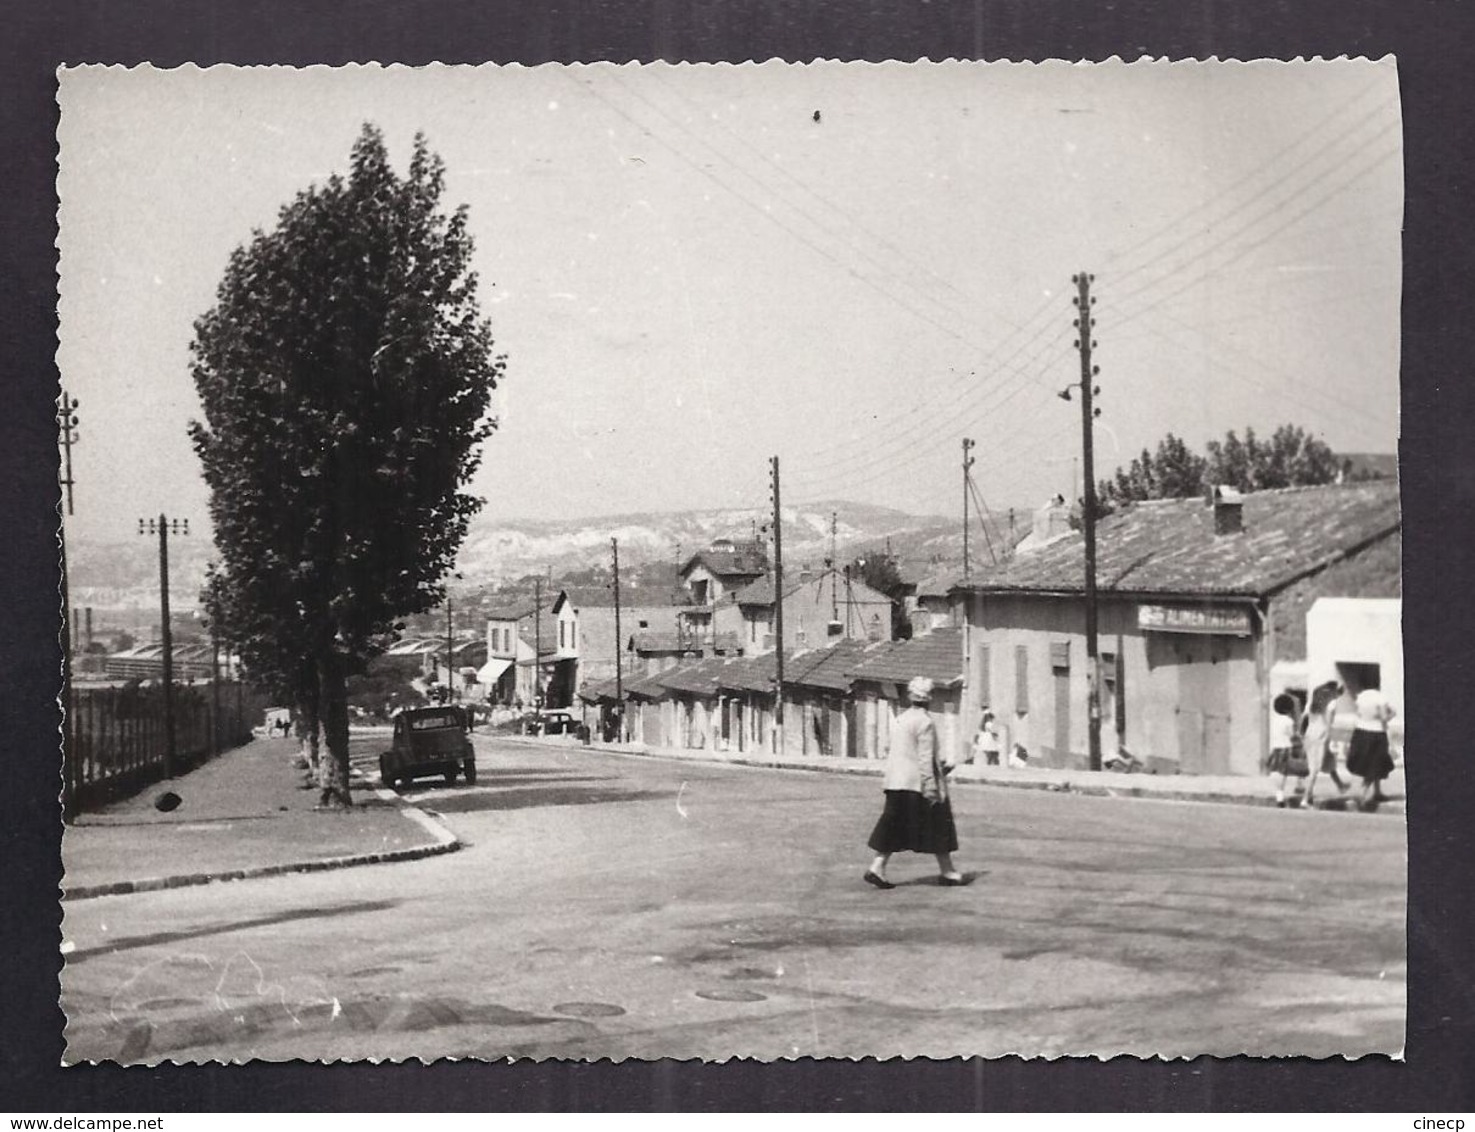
left=868, top=789, right=958, bottom=855
left=1346, top=729, right=1394, bottom=782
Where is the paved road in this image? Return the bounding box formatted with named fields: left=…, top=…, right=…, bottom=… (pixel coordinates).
left=61, top=735, right=1405, bottom=1063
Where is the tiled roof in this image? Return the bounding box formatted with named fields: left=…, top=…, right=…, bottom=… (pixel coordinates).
left=785, top=639, right=873, bottom=692
left=484, top=603, right=550, bottom=622
left=654, top=655, right=731, bottom=695
left=848, top=628, right=964, bottom=688
left=631, top=631, right=688, bottom=653
left=681, top=543, right=769, bottom=580
left=913, top=568, right=963, bottom=599
left=631, top=630, right=742, bottom=654
left=732, top=569, right=892, bottom=608
left=712, top=653, right=777, bottom=694
left=578, top=676, right=623, bottom=703
left=623, top=671, right=672, bottom=700
left=953, top=482, right=1399, bottom=600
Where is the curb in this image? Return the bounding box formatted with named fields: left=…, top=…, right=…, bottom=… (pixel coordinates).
left=61, top=771, right=461, bottom=903
left=500, top=734, right=1403, bottom=816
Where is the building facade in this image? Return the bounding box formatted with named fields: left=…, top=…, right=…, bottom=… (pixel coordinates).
left=953, top=481, right=1401, bottom=776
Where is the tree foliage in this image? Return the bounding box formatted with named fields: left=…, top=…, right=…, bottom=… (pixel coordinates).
left=848, top=550, right=911, bottom=640
left=1099, top=424, right=1340, bottom=510
left=190, top=124, right=504, bottom=804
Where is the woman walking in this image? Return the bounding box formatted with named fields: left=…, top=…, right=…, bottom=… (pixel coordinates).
left=1302, top=680, right=1348, bottom=808
left=864, top=676, right=966, bottom=888
left=1267, top=692, right=1308, bottom=808
left=1346, top=683, right=1397, bottom=810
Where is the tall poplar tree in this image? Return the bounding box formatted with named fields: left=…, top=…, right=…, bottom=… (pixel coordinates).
left=190, top=124, right=504, bottom=805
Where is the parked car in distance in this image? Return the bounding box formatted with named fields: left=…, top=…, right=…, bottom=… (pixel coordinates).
left=381, top=705, right=476, bottom=789
left=528, top=709, right=579, bottom=736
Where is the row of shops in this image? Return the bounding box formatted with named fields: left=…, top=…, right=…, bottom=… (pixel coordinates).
left=578, top=480, right=1403, bottom=776
left=580, top=630, right=968, bottom=764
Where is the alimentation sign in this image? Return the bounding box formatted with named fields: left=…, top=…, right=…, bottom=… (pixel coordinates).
left=1137, top=603, right=1252, bottom=637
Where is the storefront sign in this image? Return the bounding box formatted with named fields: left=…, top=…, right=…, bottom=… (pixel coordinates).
left=1137, top=603, right=1252, bottom=637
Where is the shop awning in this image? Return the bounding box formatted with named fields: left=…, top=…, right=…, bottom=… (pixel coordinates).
left=476, top=657, right=514, bottom=684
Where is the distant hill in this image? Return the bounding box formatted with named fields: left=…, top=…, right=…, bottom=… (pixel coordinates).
left=67, top=499, right=1021, bottom=614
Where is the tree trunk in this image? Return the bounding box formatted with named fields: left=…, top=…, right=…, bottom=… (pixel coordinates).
left=295, top=694, right=320, bottom=780
left=316, top=653, right=353, bottom=808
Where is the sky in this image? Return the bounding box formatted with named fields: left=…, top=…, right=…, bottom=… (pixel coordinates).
left=56, top=60, right=1402, bottom=547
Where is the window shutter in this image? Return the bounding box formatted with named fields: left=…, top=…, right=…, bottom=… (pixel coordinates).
left=976, top=644, right=991, bottom=705
left=1050, top=641, right=1070, bottom=670
left=1015, top=645, right=1029, bottom=712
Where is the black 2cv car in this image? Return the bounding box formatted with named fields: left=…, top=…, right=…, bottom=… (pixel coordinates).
left=380, top=705, right=477, bottom=789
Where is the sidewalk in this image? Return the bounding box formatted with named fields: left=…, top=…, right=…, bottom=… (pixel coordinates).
left=62, top=736, right=459, bottom=901
left=509, top=733, right=1405, bottom=815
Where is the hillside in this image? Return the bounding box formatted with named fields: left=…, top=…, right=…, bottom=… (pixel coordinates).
left=65, top=499, right=1010, bottom=614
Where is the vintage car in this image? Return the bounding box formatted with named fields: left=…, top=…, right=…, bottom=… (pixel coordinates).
left=380, top=705, right=477, bottom=789
left=526, top=708, right=579, bottom=736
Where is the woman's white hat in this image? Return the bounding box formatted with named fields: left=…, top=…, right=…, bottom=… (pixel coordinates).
left=906, top=676, right=934, bottom=703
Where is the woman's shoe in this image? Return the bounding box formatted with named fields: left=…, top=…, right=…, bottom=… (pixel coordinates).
left=864, top=871, right=895, bottom=890
left=939, top=874, right=968, bottom=886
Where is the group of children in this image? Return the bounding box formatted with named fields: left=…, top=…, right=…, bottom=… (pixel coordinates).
left=1268, top=680, right=1398, bottom=810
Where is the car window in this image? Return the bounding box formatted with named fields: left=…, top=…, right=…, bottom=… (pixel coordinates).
left=408, top=711, right=461, bottom=730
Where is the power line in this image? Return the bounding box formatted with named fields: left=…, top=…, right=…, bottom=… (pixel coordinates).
left=572, top=72, right=1031, bottom=366
left=1104, top=84, right=1400, bottom=291
left=1107, top=132, right=1402, bottom=317
left=642, top=66, right=1044, bottom=341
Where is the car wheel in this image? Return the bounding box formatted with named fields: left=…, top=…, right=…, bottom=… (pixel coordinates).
left=380, top=755, right=395, bottom=790
left=444, top=766, right=458, bottom=786
left=463, top=758, right=477, bottom=785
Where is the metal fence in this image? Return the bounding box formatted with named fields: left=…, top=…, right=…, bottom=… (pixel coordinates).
left=63, top=680, right=272, bottom=819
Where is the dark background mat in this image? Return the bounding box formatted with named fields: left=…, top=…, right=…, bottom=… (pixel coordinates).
left=4, top=0, right=1470, bottom=1112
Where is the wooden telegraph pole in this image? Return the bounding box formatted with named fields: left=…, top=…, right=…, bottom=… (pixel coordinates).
left=1071, top=271, right=1103, bottom=772
left=769, top=456, right=785, bottom=755
left=612, top=537, right=623, bottom=740
left=533, top=576, right=543, bottom=709
left=58, top=391, right=79, bottom=821
left=962, top=437, right=976, bottom=578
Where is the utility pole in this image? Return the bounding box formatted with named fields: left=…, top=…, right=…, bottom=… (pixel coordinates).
left=844, top=565, right=855, bottom=637
left=1071, top=270, right=1103, bottom=772
left=829, top=511, right=839, bottom=623
left=533, top=576, right=543, bottom=709
left=445, top=594, right=455, bottom=700
left=611, top=536, right=623, bottom=705
left=769, top=456, right=785, bottom=755
left=58, top=391, right=79, bottom=821
left=139, top=514, right=188, bottom=778
left=962, top=437, right=976, bottom=578
left=210, top=615, right=221, bottom=756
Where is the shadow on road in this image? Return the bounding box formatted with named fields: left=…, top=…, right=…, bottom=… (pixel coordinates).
left=67, top=898, right=403, bottom=963
left=430, top=785, right=671, bottom=813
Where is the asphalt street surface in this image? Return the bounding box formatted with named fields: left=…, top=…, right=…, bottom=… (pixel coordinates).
left=61, top=734, right=1406, bottom=1062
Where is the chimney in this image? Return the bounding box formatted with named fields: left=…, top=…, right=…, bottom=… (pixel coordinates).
left=1210, top=485, right=1244, bottom=536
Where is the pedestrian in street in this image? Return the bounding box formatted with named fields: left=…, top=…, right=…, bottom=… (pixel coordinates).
left=1302, top=680, right=1349, bottom=808
left=1267, top=692, right=1308, bottom=808
left=971, top=708, right=1001, bottom=766
left=1346, top=682, right=1397, bottom=809
left=864, top=676, right=966, bottom=888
